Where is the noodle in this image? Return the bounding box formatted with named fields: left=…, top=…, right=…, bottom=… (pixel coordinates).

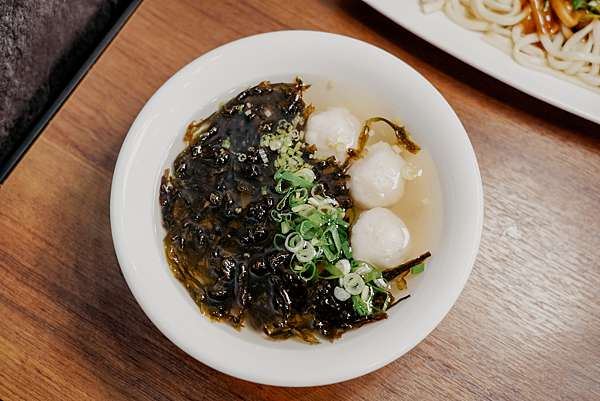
left=420, top=0, right=600, bottom=92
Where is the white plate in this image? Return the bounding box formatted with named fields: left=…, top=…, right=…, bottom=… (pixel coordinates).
left=362, top=0, right=600, bottom=124
left=110, top=30, right=483, bottom=386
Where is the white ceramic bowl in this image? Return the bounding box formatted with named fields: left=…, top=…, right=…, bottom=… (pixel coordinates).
left=110, top=30, right=483, bottom=387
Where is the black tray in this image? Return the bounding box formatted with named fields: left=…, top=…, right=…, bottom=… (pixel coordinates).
left=0, top=0, right=142, bottom=183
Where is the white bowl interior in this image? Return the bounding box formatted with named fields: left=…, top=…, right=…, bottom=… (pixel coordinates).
left=111, top=31, right=483, bottom=386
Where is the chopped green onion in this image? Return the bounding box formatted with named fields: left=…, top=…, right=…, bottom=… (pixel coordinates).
left=295, top=242, right=316, bottom=263
left=362, top=269, right=382, bottom=283
left=361, top=285, right=372, bottom=302
left=276, top=171, right=313, bottom=188
left=276, top=189, right=293, bottom=210
left=336, top=218, right=350, bottom=228
left=352, top=295, right=370, bottom=316
left=411, top=263, right=425, bottom=275
left=353, top=263, right=372, bottom=276
left=335, top=259, right=351, bottom=275
left=322, top=245, right=337, bottom=262
left=291, top=203, right=315, bottom=216
left=341, top=241, right=352, bottom=259
left=298, top=262, right=316, bottom=281
left=342, top=272, right=365, bottom=295
left=295, top=168, right=316, bottom=183
left=373, top=278, right=388, bottom=289
left=289, top=188, right=309, bottom=207
left=329, top=227, right=342, bottom=254
left=270, top=209, right=283, bottom=222
left=284, top=233, right=304, bottom=252
left=334, top=286, right=351, bottom=301
left=307, top=212, right=326, bottom=227
left=299, top=220, right=318, bottom=239
left=262, top=112, right=421, bottom=318
left=324, top=263, right=343, bottom=278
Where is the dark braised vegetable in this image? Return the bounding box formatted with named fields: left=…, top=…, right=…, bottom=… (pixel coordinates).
left=160, top=80, right=430, bottom=343
left=342, top=117, right=421, bottom=172
left=382, top=251, right=432, bottom=281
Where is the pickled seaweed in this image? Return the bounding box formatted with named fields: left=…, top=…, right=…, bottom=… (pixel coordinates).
left=159, top=80, right=429, bottom=342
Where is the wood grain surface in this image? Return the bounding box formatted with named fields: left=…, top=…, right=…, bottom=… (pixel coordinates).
left=1, top=0, right=599, bottom=400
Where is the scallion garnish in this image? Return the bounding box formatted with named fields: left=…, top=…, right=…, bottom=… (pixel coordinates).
left=261, top=118, right=429, bottom=317
left=411, top=263, right=425, bottom=275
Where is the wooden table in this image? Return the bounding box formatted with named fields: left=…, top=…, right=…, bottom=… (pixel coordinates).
left=1, top=1, right=599, bottom=399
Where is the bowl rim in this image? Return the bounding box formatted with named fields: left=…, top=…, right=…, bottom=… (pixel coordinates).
left=110, top=30, right=484, bottom=387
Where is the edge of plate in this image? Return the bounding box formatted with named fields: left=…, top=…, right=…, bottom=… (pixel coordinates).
left=361, top=0, right=600, bottom=125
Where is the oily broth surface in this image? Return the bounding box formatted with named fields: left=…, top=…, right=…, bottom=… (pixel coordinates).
left=304, top=77, right=443, bottom=291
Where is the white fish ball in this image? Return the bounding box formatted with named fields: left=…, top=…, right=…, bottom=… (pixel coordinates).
left=305, top=107, right=360, bottom=163
left=349, top=142, right=406, bottom=209
left=351, top=207, right=410, bottom=269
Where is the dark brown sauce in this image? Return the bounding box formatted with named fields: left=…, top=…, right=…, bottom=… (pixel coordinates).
left=528, top=0, right=560, bottom=35
left=159, top=80, right=395, bottom=342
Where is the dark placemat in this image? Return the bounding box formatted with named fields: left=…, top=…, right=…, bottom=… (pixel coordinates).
left=0, top=0, right=135, bottom=177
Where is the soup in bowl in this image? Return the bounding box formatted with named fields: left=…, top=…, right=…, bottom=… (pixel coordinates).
left=110, top=30, right=483, bottom=386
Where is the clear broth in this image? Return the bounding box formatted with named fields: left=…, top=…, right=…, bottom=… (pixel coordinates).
left=304, top=76, right=443, bottom=290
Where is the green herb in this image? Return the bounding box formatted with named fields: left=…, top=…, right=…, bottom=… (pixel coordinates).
left=383, top=252, right=432, bottom=281
left=262, top=118, right=385, bottom=317
left=269, top=165, right=386, bottom=318
left=262, top=116, right=431, bottom=319
left=362, top=269, right=382, bottom=283
left=275, top=170, right=313, bottom=188
left=352, top=295, right=370, bottom=316
left=322, top=263, right=343, bottom=278
left=411, top=263, right=425, bottom=275
left=341, top=241, right=352, bottom=259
